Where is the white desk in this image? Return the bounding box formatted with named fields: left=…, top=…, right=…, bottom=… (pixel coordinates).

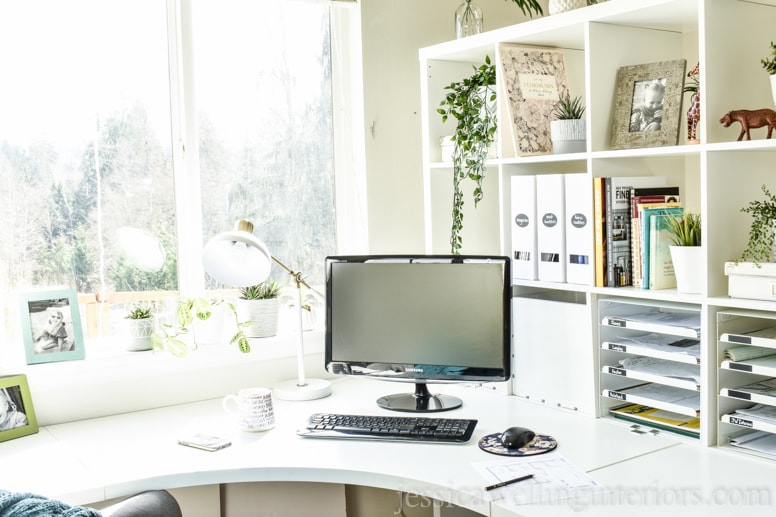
left=3, top=377, right=769, bottom=516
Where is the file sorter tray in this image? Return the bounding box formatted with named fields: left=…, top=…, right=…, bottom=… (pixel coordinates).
left=602, top=383, right=700, bottom=417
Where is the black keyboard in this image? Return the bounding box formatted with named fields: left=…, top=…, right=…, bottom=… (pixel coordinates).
left=297, top=413, right=478, bottom=443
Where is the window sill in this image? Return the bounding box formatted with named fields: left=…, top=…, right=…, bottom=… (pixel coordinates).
left=9, top=330, right=327, bottom=427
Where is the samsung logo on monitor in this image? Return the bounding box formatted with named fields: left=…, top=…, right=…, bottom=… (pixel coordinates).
left=405, top=367, right=424, bottom=373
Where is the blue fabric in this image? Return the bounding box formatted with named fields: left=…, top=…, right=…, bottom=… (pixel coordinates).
left=0, top=490, right=101, bottom=517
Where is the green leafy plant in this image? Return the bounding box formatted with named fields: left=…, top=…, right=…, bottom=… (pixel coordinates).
left=740, top=184, right=776, bottom=264
left=665, top=212, right=701, bottom=247
left=762, top=41, right=776, bottom=75
left=125, top=305, right=153, bottom=320
left=151, top=297, right=251, bottom=357
left=505, top=0, right=543, bottom=17
left=552, top=94, right=585, bottom=120
left=239, top=280, right=281, bottom=300
left=437, top=56, right=497, bottom=254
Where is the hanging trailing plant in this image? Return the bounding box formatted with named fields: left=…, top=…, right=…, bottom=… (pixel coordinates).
left=437, top=56, right=497, bottom=254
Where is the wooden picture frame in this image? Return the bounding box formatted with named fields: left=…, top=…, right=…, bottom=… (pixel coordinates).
left=0, top=374, right=38, bottom=442
left=20, top=289, right=85, bottom=365
left=611, top=59, right=686, bottom=150
left=499, top=44, right=569, bottom=156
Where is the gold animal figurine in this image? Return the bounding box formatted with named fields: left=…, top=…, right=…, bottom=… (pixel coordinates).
left=719, top=109, right=776, bottom=141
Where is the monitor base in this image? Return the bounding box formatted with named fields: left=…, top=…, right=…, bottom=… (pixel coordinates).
left=377, top=382, right=462, bottom=412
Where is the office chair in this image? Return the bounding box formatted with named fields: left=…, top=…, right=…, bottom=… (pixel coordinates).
left=0, top=489, right=182, bottom=517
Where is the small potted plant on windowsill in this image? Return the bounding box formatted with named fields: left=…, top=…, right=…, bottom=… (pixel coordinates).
left=124, top=304, right=156, bottom=351
left=550, top=93, right=586, bottom=154
left=151, top=297, right=250, bottom=357
left=239, top=280, right=281, bottom=338
left=665, top=212, right=702, bottom=294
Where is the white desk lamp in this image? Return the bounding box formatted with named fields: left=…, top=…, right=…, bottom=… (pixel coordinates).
left=202, top=220, right=331, bottom=401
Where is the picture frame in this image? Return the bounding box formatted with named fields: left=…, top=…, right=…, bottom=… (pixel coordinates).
left=611, top=59, right=687, bottom=150
left=20, top=289, right=85, bottom=365
left=0, top=374, right=38, bottom=442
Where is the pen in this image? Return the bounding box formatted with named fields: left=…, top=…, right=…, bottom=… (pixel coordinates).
left=484, top=473, right=534, bottom=491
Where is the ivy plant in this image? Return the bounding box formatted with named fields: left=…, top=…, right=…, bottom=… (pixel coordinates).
left=740, top=184, right=776, bottom=264
left=437, top=56, right=497, bottom=254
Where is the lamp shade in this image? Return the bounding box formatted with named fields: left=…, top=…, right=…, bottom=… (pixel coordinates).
left=202, top=220, right=273, bottom=287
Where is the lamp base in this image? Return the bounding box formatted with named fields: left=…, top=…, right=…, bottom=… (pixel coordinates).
left=273, top=378, right=332, bottom=401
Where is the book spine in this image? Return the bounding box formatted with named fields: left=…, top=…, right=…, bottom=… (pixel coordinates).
left=605, top=177, right=614, bottom=287
left=631, top=195, right=678, bottom=288
left=593, top=177, right=606, bottom=287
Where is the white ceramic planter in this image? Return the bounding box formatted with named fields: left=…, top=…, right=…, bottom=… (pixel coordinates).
left=124, top=317, right=155, bottom=351
left=770, top=74, right=776, bottom=106
left=549, top=0, right=587, bottom=15
left=669, top=246, right=703, bottom=294
left=242, top=298, right=280, bottom=338
left=550, top=119, right=586, bottom=154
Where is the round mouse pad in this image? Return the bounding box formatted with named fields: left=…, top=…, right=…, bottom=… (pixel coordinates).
left=478, top=432, right=557, bottom=456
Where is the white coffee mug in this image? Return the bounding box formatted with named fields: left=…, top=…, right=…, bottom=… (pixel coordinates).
left=223, top=387, right=276, bottom=432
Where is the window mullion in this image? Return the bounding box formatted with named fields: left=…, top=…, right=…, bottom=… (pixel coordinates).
left=168, top=0, right=205, bottom=297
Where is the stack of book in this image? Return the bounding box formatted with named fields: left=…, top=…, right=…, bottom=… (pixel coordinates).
left=593, top=176, right=682, bottom=288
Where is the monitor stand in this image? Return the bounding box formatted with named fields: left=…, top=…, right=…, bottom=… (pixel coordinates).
left=376, top=382, right=462, bottom=413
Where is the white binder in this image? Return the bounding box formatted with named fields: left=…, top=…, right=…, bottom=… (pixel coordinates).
left=536, top=174, right=566, bottom=283
left=510, top=175, right=538, bottom=281
left=564, top=173, right=593, bottom=285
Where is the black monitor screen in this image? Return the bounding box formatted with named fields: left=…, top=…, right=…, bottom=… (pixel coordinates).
left=325, top=255, right=511, bottom=412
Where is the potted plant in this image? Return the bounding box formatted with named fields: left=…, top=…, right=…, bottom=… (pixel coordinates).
left=151, top=297, right=251, bottom=357
left=239, top=280, right=281, bottom=338
left=437, top=56, right=497, bottom=254
left=123, top=304, right=156, bottom=351
left=547, top=0, right=601, bottom=16
left=762, top=41, right=776, bottom=105
left=740, top=184, right=776, bottom=265
left=665, top=212, right=702, bottom=294
left=506, top=0, right=544, bottom=17
left=550, top=93, right=586, bottom=154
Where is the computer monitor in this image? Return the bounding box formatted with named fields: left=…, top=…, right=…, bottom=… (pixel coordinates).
left=325, top=255, right=511, bottom=412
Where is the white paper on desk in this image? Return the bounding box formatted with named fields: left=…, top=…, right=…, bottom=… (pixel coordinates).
left=475, top=454, right=605, bottom=505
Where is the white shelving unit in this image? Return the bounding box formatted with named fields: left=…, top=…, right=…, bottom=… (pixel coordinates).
left=419, top=0, right=776, bottom=451
left=717, top=309, right=776, bottom=459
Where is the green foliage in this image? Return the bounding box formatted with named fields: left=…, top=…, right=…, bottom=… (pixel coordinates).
left=762, top=41, right=776, bottom=75
left=552, top=94, right=585, bottom=120
left=152, top=297, right=251, bottom=357
left=740, top=184, right=776, bottom=264
left=505, top=0, right=543, bottom=17
left=665, top=212, right=701, bottom=247
left=437, top=56, right=497, bottom=254
left=239, top=280, right=281, bottom=300
left=126, top=305, right=153, bottom=319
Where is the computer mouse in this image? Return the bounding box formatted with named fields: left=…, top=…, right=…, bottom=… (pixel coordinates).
left=500, top=426, right=536, bottom=449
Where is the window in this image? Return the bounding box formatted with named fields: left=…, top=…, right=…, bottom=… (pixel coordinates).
left=0, top=0, right=357, bottom=350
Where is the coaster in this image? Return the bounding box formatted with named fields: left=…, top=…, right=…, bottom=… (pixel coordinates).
left=478, top=432, right=557, bottom=456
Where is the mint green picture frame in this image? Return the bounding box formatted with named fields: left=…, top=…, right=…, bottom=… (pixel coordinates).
left=20, top=289, right=85, bottom=365
left=0, top=374, right=38, bottom=442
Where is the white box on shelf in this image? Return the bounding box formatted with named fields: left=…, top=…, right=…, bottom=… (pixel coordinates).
left=510, top=175, right=538, bottom=281
left=536, top=174, right=566, bottom=283
left=725, top=262, right=776, bottom=301
left=564, top=173, right=592, bottom=285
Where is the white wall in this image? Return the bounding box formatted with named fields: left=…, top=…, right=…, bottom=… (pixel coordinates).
left=360, top=0, right=542, bottom=253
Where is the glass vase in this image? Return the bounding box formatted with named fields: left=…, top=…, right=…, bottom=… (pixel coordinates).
left=455, top=0, right=483, bottom=39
